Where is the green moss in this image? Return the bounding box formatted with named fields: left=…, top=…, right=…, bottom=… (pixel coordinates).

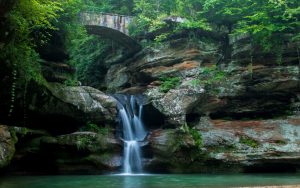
left=80, top=122, right=111, bottom=135
left=75, top=136, right=94, bottom=151
left=189, top=129, right=203, bottom=150
left=274, top=140, right=287, bottom=145
left=154, top=32, right=171, bottom=43
left=189, top=65, right=226, bottom=93
left=159, top=76, right=181, bottom=93
left=8, top=128, right=18, bottom=144
left=240, top=136, right=258, bottom=148
left=64, top=78, right=80, bottom=86
left=211, top=145, right=237, bottom=153
left=167, top=131, right=184, bottom=153
left=180, top=123, right=203, bottom=150
left=18, top=127, right=29, bottom=138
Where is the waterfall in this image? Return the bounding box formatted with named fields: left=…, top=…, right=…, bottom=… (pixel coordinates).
left=114, top=94, right=147, bottom=174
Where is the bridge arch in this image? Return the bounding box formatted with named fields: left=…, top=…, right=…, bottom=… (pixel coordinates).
left=80, top=12, right=141, bottom=53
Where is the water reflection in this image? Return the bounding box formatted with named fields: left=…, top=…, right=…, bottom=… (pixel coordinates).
left=123, top=176, right=137, bottom=188
left=1, top=174, right=300, bottom=188
left=121, top=174, right=150, bottom=188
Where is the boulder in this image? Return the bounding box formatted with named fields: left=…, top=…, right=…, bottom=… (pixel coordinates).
left=28, top=83, right=118, bottom=127
left=105, top=64, right=130, bottom=90
left=56, top=131, right=120, bottom=152
left=7, top=129, right=122, bottom=174
left=86, top=154, right=122, bottom=169
left=52, top=131, right=122, bottom=172
left=146, top=128, right=205, bottom=173
left=149, top=129, right=179, bottom=157
left=146, top=78, right=205, bottom=125
left=0, top=125, right=16, bottom=168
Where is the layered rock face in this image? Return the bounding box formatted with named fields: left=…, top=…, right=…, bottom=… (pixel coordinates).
left=146, top=116, right=300, bottom=173
left=105, top=37, right=221, bottom=91
left=105, top=34, right=299, bottom=123
left=1, top=28, right=299, bottom=174
left=103, top=33, right=299, bottom=173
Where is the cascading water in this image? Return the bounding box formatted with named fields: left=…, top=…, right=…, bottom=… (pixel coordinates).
left=114, top=94, right=147, bottom=174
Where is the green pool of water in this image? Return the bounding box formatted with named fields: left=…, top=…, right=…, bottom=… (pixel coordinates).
left=1, top=174, right=300, bottom=188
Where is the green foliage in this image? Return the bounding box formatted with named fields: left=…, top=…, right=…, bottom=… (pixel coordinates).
left=240, top=136, right=258, bottom=148
left=59, top=0, right=84, bottom=22
left=178, top=20, right=212, bottom=31
left=46, top=0, right=112, bottom=86
left=129, top=0, right=212, bottom=38
left=1, top=0, right=63, bottom=84
left=190, top=65, right=226, bottom=89
left=180, top=123, right=203, bottom=150
left=63, top=78, right=80, bottom=86
left=159, top=76, right=181, bottom=93
left=75, top=136, right=93, bottom=150
left=64, top=24, right=109, bottom=84
left=80, top=122, right=111, bottom=135
left=1, top=0, right=64, bottom=117
left=189, top=128, right=203, bottom=150
left=8, top=128, right=18, bottom=144
left=213, top=145, right=237, bottom=153
left=8, top=0, right=62, bottom=43
left=17, top=127, right=29, bottom=138
left=130, top=0, right=299, bottom=52
left=2, top=0, right=298, bottom=101
left=154, top=32, right=170, bottom=43
left=274, top=140, right=287, bottom=145
left=231, top=0, right=299, bottom=51
left=129, top=15, right=151, bottom=36
left=83, top=0, right=134, bottom=15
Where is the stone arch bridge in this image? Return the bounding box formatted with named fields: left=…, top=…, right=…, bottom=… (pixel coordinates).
left=80, top=12, right=141, bottom=53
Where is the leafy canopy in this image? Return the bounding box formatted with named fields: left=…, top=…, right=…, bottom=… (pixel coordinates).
left=1, top=0, right=63, bottom=83
left=130, top=0, right=299, bottom=51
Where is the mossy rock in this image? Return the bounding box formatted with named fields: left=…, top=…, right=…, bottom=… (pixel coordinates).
left=0, top=125, right=16, bottom=168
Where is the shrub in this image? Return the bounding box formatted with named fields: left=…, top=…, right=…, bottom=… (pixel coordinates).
left=190, top=65, right=226, bottom=93
left=240, top=136, right=258, bottom=148
left=180, top=123, right=203, bottom=150
left=75, top=136, right=92, bottom=151
left=80, top=122, right=111, bottom=135
left=159, top=76, right=181, bottom=93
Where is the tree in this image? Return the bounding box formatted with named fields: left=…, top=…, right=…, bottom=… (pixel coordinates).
left=2, top=0, right=63, bottom=82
